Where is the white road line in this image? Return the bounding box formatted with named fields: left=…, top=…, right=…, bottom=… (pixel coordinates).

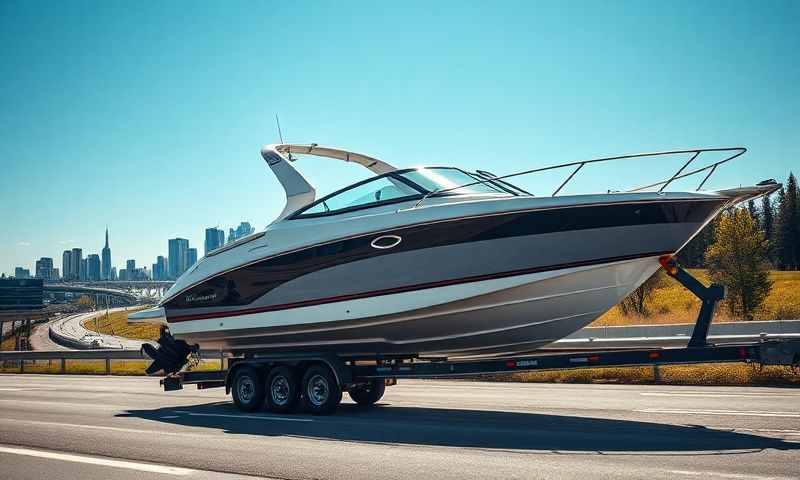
left=171, top=410, right=314, bottom=422
left=637, top=408, right=800, bottom=418
left=0, top=418, right=197, bottom=436
left=640, top=392, right=800, bottom=398
left=669, top=469, right=794, bottom=480
left=0, top=444, right=194, bottom=476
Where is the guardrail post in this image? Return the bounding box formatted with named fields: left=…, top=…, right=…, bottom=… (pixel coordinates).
left=105, top=357, right=111, bottom=375
left=19, top=359, right=24, bottom=374
left=653, top=364, right=661, bottom=383
left=60, top=358, right=66, bottom=374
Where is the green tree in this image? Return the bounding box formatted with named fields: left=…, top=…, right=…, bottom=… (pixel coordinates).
left=760, top=193, right=775, bottom=263
left=619, top=270, right=664, bottom=316
left=677, top=216, right=719, bottom=267
left=774, top=173, right=799, bottom=270
left=706, top=208, right=772, bottom=320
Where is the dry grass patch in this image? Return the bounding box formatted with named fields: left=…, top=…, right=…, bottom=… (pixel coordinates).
left=82, top=307, right=161, bottom=340
left=500, top=363, right=800, bottom=386
left=592, top=270, right=800, bottom=326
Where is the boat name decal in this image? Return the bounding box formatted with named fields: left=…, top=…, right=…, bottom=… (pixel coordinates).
left=185, top=292, right=217, bottom=303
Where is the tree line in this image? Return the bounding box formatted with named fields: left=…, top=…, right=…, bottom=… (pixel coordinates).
left=678, top=172, right=800, bottom=270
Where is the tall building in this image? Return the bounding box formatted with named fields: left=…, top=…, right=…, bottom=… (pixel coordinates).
left=71, top=248, right=82, bottom=281
left=52, top=268, right=59, bottom=280
left=87, top=254, right=101, bottom=281
left=110, top=267, right=117, bottom=281
left=61, top=250, right=72, bottom=282
left=153, top=255, right=168, bottom=281
left=187, top=248, right=198, bottom=269
left=227, top=222, right=255, bottom=244
left=14, top=267, right=31, bottom=279
left=126, top=259, right=136, bottom=272
left=80, top=258, right=88, bottom=281
left=101, top=228, right=111, bottom=281
left=204, top=227, right=225, bottom=255
left=35, top=257, right=53, bottom=280
left=168, top=238, right=189, bottom=279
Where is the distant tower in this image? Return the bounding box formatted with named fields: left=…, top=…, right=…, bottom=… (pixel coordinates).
left=101, top=227, right=112, bottom=281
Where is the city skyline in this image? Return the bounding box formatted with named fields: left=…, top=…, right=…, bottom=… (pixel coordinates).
left=4, top=221, right=255, bottom=280
left=2, top=2, right=798, bottom=275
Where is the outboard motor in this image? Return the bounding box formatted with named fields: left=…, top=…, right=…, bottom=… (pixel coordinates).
left=141, top=328, right=193, bottom=375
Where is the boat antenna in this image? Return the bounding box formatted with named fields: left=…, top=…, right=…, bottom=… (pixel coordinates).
left=275, top=114, right=285, bottom=143
left=275, top=114, right=294, bottom=161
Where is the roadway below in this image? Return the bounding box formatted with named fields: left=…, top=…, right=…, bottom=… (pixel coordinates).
left=0, top=376, right=798, bottom=479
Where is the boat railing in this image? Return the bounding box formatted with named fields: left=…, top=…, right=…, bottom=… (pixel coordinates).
left=413, top=147, right=746, bottom=208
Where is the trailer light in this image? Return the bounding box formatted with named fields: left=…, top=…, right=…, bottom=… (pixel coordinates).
left=658, top=255, right=678, bottom=275
left=506, top=361, right=516, bottom=369
left=648, top=352, right=660, bottom=359
left=588, top=356, right=600, bottom=362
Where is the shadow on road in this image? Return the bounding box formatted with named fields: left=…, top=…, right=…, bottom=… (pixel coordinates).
left=118, top=401, right=799, bottom=453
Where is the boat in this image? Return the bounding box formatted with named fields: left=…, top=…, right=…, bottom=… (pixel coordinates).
left=132, top=144, right=778, bottom=372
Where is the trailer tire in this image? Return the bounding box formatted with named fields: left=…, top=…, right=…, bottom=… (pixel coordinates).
left=231, top=366, right=264, bottom=412
left=266, top=366, right=300, bottom=413
left=301, top=364, right=342, bottom=415
left=348, top=380, right=385, bottom=406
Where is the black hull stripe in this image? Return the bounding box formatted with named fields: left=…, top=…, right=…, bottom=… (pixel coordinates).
left=167, top=250, right=671, bottom=323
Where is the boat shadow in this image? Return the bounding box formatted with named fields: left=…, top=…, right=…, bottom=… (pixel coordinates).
left=118, top=401, right=799, bottom=454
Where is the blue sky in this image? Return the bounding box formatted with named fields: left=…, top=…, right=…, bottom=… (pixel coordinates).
left=1, top=1, right=798, bottom=276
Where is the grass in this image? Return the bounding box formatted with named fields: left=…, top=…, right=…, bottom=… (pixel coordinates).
left=495, top=363, right=800, bottom=386
left=591, top=270, right=800, bottom=327
left=81, top=307, right=162, bottom=340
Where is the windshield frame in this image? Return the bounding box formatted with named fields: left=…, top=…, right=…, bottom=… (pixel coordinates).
left=288, top=167, right=517, bottom=220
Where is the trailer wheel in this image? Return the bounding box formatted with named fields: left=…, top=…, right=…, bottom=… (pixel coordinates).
left=266, top=366, right=300, bottom=413
left=301, top=364, right=342, bottom=415
left=348, top=380, right=385, bottom=406
left=231, top=366, right=264, bottom=412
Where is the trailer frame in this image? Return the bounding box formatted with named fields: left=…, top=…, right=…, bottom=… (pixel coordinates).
left=160, top=258, right=800, bottom=414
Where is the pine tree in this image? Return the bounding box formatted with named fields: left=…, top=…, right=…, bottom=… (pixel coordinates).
left=761, top=193, right=775, bottom=263
left=747, top=199, right=759, bottom=223
left=706, top=208, right=772, bottom=320
left=775, top=173, right=799, bottom=270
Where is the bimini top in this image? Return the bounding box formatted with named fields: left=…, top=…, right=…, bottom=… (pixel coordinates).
left=261, top=143, right=397, bottom=220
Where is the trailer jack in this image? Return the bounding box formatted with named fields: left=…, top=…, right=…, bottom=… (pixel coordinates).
left=659, top=255, right=725, bottom=347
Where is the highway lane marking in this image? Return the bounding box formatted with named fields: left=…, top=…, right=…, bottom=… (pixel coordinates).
left=669, top=469, right=795, bottom=480
left=637, top=408, right=800, bottom=418
left=640, top=392, right=800, bottom=398
left=0, top=444, right=194, bottom=475
left=171, top=410, right=314, bottom=422
left=0, top=418, right=211, bottom=438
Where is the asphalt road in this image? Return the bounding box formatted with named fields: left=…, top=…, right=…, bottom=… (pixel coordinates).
left=0, top=375, right=798, bottom=480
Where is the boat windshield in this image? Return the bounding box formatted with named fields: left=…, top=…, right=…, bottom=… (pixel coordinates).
left=399, top=168, right=508, bottom=195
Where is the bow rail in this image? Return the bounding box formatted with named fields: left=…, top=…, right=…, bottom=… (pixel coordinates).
left=414, top=147, right=747, bottom=208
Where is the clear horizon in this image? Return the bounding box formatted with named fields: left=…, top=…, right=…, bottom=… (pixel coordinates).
left=2, top=1, right=798, bottom=276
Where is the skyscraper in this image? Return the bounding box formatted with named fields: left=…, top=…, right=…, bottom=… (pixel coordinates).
left=62, top=250, right=72, bottom=282
left=87, top=254, right=101, bottom=281
left=80, top=258, right=87, bottom=281
left=14, top=267, right=30, bottom=278
left=153, top=255, right=168, bottom=281
left=71, top=248, right=82, bottom=281
left=168, top=238, right=189, bottom=279
left=35, top=257, right=53, bottom=280
left=187, top=248, right=197, bottom=268
left=204, top=227, right=225, bottom=255
left=102, top=228, right=111, bottom=281
left=227, top=222, right=255, bottom=244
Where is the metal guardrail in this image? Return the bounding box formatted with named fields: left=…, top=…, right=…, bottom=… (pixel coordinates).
left=0, top=349, right=225, bottom=374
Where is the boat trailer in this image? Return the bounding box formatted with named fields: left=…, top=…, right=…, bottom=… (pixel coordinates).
left=159, top=259, right=800, bottom=414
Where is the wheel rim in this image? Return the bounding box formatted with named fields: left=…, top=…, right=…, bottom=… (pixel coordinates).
left=307, top=374, right=329, bottom=406
left=271, top=376, right=290, bottom=406
left=237, top=376, right=255, bottom=403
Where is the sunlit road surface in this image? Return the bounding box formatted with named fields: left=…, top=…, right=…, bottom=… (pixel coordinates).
left=0, top=375, right=798, bottom=479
